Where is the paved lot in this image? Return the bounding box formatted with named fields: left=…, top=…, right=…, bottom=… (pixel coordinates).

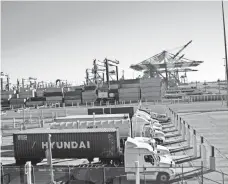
left=1, top=101, right=228, bottom=184
left=166, top=101, right=228, bottom=183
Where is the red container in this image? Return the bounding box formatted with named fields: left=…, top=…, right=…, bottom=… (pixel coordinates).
left=13, top=128, right=120, bottom=164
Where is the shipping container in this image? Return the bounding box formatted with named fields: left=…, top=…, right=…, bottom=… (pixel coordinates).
left=10, top=98, right=26, bottom=104
left=25, top=101, right=45, bottom=107
left=88, top=107, right=135, bottom=119
left=64, top=99, right=81, bottom=106
left=46, top=96, right=63, bottom=101
left=13, top=128, right=121, bottom=165
left=44, top=92, right=63, bottom=97
left=29, top=97, right=46, bottom=101
left=84, top=86, right=97, bottom=91
left=64, top=91, right=82, bottom=96
left=118, top=88, right=140, bottom=93
left=51, top=119, right=131, bottom=138
left=45, top=88, right=63, bottom=93
left=1, top=90, right=15, bottom=95
left=64, top=96, right=81, bottom=100
left=54, top=114, right=130, bottom=122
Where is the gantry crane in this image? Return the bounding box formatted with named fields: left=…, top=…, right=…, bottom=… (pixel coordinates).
left=21, top=77, right=37, bottom=89
left=1, top=72, right=10, bottom=91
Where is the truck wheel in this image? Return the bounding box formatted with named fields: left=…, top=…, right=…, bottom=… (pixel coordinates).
left=157, top=173, right=170, bottom=183
left=31, top=159, right=42, bottom=165
left=16, top=159, right=26, bottom=165
left=88, top=158, right=93, bottom=163
left=113, top=160, right=120, bottom=167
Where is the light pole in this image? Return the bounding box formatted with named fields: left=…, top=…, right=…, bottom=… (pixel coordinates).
left=217, top=79, right=221, bottom=94
left=222, top=0, right=228, bottom=107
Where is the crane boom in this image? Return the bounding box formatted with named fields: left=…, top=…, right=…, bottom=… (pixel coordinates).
left=172, top=40, right=192, bottom=60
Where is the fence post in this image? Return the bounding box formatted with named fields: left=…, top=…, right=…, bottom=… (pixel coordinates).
left=209, top=146, right=216, bottom=170
left=86, top=101, right=87, bottom=107
left=65, top=108, right=67, bottom=117
left=103, top=167, right=106, bottom=184
left=13, top=118, right=16, bottom=128
left=182, top=121, right=186, bottom=140
left=41, top=110, right=43, bottom=120
left=193, top=129, right=197, bottom=157
left=201, top=136, right=207, bottom=168
left=187, top=124, right=191, bottom=147
left=23, top=108, right=25, bottom=124
left=174, top=113, right=176, bottom=128
left=221, top=170, right=225, bottom=184
left=178, top=117, right=182, bottom=135
left=55, top=112, right=58, bottom=118
left=25, top=161, right=32, bottom=184
left=201, top=161, right=204, bottom=184
left=135, top=161, right=140, bottom=184
left=77, top=102, right=79, bottom=108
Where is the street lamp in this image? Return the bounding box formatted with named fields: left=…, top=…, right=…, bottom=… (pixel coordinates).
left=217, top=79, right=221, bottom=94
left=221, top=0, right=228, bottom=107
left=203, top=81, right=208, bottom=93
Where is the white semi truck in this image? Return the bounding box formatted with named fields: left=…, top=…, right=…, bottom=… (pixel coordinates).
left=134, top=137, right=171, bottom=156
left=125, top=137, right=175, bottom=183
left=132, top=115, right=165, bottom=144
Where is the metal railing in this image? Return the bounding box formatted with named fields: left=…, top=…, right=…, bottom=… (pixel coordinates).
left=1, top=165, right=228, bottom=184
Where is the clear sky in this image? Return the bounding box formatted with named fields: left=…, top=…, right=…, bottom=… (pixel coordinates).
left=1, top=1, right=228, bottom=85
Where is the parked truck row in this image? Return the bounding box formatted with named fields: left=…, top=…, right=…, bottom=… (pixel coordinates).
left=12, top=106, right=175, bottom=183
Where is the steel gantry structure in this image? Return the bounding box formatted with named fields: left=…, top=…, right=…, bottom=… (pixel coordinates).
left=130, top=41, right=204, bottom=88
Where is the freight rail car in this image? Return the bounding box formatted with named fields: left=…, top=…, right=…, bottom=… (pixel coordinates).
left=13, top=128, right=123, bottom=166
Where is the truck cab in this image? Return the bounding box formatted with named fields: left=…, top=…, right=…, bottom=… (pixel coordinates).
left=150, top=112, right=170, bottom=123
left=132, top=115, right=165, bottom=145
left=136, top=109, right=162, bottom=129
left=133, top=137, right=170, bottom=156
left=139, top=108, right=170, bottom=123
left=124, top=137, right=175, bottom=183
left=132, top=115, right=163, bottom=133
left=143, top=123, right=165, bottom=145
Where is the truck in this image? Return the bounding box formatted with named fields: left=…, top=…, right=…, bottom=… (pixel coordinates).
left=133, top=137, right=170, bottom=156
left=132, top=115, right=165, bottom=144
left=13, top=129, right=175, bottom=183
left=139, top=108, right=171, bottom=123
left=134, top=111, right=163, bottom=131
left=52, top=113, right=165, bottom=146
left=13, top=128, right=123, bottom=166
left=125, top=137, right=175, bottom=183
left=135, top=109, right=163, bottom=128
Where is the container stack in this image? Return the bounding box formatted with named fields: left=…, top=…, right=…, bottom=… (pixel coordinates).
left=1, top=91, right=14, bottom=108
left=82, top=85, right=97, bottom=104
left=64, top=89, right=82, bottom=106
left=10, top=98, right=26, bottom=109
left=1, top=90, right=14, bottom=100
left=118, top=80, right=140, bottom=102
left=18, top=89, right=35, bottom=99
left=140, top=78, right=162, bottom=101
left=44, top=88, right=63, bottom=105
left=36, top=88, right=45, bottom=97
left=26, top=97, right=46, bottom=107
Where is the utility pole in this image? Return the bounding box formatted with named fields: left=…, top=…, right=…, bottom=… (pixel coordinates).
left=222, top=0, right=228, bottom=107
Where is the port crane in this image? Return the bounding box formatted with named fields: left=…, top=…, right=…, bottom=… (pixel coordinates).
left=130, top=41, right=203, bottom=88
left=55, top=79, right=68, bottom=87
left=0, top=72, right=10, bottom=91
left=21, top=77, right=37, bottom=89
